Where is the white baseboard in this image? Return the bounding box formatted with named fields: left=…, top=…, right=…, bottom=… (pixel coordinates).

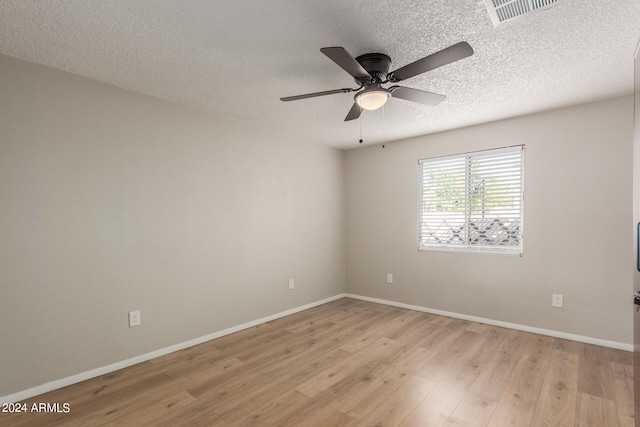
left=0, top=293, right=348, bottom=404
left=344, top=293, right=633, bottom=352
left=3, top=291, right=631, bottom=403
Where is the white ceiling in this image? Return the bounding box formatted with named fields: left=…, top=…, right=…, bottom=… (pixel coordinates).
left=1, top=1, right=639, bottom=149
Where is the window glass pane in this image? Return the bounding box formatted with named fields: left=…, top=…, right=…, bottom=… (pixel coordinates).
left=418, top=146, right=524, bottom=255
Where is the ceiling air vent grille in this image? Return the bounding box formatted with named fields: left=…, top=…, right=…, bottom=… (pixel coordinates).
left=483, top=0, right=559, bottom=26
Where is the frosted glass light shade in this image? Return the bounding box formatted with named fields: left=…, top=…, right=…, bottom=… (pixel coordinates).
left=355, top=90, right=390, bottom=110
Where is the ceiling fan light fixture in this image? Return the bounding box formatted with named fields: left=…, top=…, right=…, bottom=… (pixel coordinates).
left=355, top=88, right=390, bottom=110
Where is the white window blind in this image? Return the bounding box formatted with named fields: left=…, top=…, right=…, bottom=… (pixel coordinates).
left=418, top=146, right=524, bottom=255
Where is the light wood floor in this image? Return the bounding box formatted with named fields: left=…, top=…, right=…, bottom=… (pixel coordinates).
left=1, top=298, right=634, bottom=426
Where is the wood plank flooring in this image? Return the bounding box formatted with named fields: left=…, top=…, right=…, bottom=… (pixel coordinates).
left=0, top=298, right=633, bottom=426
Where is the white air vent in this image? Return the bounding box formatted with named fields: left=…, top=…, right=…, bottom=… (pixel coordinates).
left=483, top=0, right=559, bottom=26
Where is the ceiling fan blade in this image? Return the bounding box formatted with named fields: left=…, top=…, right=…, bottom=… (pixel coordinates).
left=344, top=103, right=363, bottom=121
left=280, top=88, right=354, bottom=102
left=388, top=41, right=474, bottom=82
left=320, top=47, right=372, bottom=80
left=390, top=86, right=445, bottom=106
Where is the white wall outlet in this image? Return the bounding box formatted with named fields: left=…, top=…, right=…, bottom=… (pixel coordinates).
left=552, top=294, right=563, bottom=308
left=129, top=310, right=141, bottom=327
left=387, top=273, right=393, bottom=284
left=289, top=279, right=295, bottom=290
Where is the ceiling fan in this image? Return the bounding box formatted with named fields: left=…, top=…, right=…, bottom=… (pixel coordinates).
left=280, top=42, right=474, bottom=121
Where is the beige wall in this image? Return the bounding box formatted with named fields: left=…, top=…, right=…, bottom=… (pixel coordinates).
left=0, top=54, right=346, bottom=396
left=345, top=96, right=633, bottom=345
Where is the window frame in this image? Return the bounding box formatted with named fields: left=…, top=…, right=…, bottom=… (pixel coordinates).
left=417, top=145, right=525, bottom=256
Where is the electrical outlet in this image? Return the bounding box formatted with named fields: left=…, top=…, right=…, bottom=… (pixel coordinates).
left=129, top=310, right=141, bottom=327
left=552, top=294, right=563, bottom=308
left=387, top=273, right=393, bottom=284
left=289, top=279, right=295, bottom=290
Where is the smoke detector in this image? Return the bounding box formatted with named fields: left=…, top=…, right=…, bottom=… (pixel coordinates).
left=483, top=0, right=559, bottom=26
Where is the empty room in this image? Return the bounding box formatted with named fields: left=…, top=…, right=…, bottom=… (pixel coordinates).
left=1, top=1, right=639, bottom=426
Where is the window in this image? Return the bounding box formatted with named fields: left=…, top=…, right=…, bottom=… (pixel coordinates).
left=418, top=146, right=524, bottom=255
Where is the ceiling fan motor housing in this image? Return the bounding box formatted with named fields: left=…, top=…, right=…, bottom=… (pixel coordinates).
left=355, top=53, right=391, bottom=84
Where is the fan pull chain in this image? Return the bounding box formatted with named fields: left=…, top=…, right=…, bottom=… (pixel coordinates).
left=381, top=105, right=385, bottom=148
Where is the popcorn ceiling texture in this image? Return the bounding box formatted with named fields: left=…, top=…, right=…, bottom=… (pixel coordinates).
left=0, top=0, right=638, bottom=149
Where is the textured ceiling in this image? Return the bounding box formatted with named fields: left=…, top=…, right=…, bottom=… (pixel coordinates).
left=1, top=0, right=639, bottom=149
